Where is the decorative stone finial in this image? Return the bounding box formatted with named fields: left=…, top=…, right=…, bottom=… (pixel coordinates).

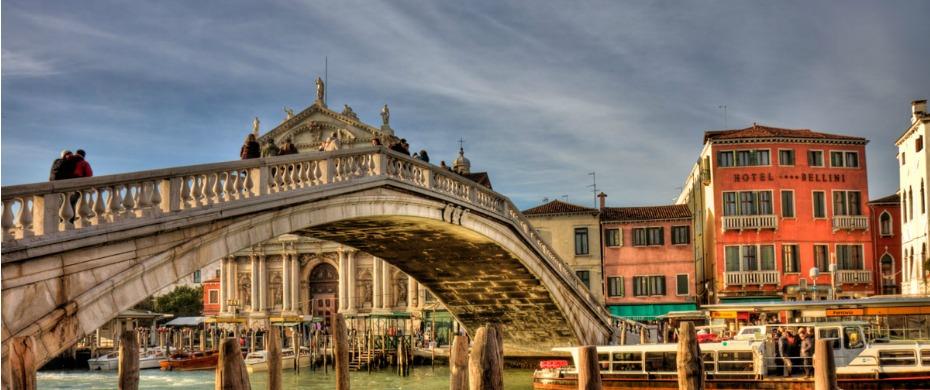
left=284, top=107, right=294, bottom=120
left=252, top=116, right=260, bottom=136
left=315, top=76, right=325, bottom=106
left=381, top=104, right=390, bottom=126
left=342, top=104, right=358, bottom=120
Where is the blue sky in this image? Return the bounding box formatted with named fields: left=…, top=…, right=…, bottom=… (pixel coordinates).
left=2, top=1, right=928, bottom=209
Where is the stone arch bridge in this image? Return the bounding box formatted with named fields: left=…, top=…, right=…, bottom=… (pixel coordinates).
left=0, top=146, right=613, bottom=370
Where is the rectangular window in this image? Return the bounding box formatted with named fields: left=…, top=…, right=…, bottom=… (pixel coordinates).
left=742, top=245, right=758, bottom=271
left=814, top=245, right=829, bottom=271
left=736, top=150, right=752, bottom=166
left=833, top=191, right=847, bottom=216
left=576, top=270, right=591, bottom=289
left=836, top=245, right=864, bottom=270
left=605, top=228, right=621, bottom=247
left=215, top=269, right=221, bottom=278
left=813, top=191, right=826, bottom=218
left=632, top=228, right=648, bottom=246
left=833, top=191, right=862, bottom=216
left=633, top=276, right=666, bottom=297
left=193, top=270, right=201, bottom=283
left=647, top=227, right=664, bottom=246
left=725, top=246, right=740, bottom=272
left=781, top=191, right=795, bottom=218
left=672, top=226, right=690, bottom=245
left=783, top=244, right=799, bottom=273
left=917, top=136, right=924, bottom=153
left=740, top=191, right=756, bottom=215
left=845, top=152, right=859, bottom=168
left=607, top=277, right=624, bottom=297
left=676, top=274, right=689, bottom=296
left=879, top=350, right=916, bottom=367
left=723, top=192, right=738, bottom=216
left=830, top=151, right=845, bottom=167
left=717, top=151, right=734, bottom=167
left=208, top=290, right=219, bottom=304
left=761, top=245, right=775, bottom=270
left=808, top=150, right=824, bottom=167
left=755, top=150, right=770, bottom=165
left=758, top=191, right=773, bottom=214
left=574, top=228, right=589, bottom=255
left=779, top=149, right=795, bottom=166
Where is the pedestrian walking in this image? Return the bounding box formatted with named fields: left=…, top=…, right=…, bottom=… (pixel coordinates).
left=49, top=150, right=75, bottom=181
left=240, top=133, right=261, bottom=159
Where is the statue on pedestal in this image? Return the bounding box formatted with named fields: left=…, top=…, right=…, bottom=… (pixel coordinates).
left=315, top=77, right=325, bottom=102
left=381, top=104, right=390, bottom=126
left=284, top=107, right=295, bottom=120
left=252, top=117, right=260, bottom=136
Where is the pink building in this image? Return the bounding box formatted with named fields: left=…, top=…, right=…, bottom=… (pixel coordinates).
left=600, top=204, right=696, bottom=320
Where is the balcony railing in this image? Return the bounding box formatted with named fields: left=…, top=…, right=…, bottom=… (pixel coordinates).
left=724, top=271, right=780, bottom=287
left=722, top=215, right=778, bottom=231
left=836, top=270, right=872, bottom=284
left=832, top=215, right=868, bottom=231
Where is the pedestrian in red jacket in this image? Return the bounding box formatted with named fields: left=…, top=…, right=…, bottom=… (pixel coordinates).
left=72, top=149, right=93, bottom=178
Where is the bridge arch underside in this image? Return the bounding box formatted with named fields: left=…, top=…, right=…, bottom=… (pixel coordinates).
left=1, top=187, right=608, bottom=367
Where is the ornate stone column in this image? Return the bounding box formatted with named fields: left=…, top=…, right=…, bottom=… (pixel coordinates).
left=381, top=263, right=393, bottom=310
left=259, top=254, right=267, bottom=312
left=290, top=253, right=299, bottom=313
left=346, top=250, right=357, bottom=314
left=372, top=257, right=383, bottom=310
left=282, top=254, right=292, bottom=312
left=250, top=254, right=258, bottom=313
left=417, top=284, right=427, bottom=310
left=219, top=257, right=228, bottom=313
left=337, top=250, right=347, bottom=312
left=407, top=276, right=417, bottom=311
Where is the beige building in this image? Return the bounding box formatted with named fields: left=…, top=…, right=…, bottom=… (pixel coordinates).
left=897, top=99, right=930, bottom=295
left=523, top=200, right=604, bottom=304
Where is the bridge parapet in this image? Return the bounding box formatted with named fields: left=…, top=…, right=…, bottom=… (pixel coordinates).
left=1, top=147, right=604, bottom=320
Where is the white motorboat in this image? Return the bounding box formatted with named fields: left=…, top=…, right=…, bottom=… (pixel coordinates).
left=87, top=348, right=166, bottom=371
left=244, top=347, right=311, bottom=373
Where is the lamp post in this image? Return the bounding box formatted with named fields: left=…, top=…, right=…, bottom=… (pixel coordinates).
left=809, top=266, right=820, bottom=300
left=829, top=263, right=837, bottom=300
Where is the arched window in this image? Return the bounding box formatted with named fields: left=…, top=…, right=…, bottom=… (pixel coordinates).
left=880, top=211, right=893, bottom=236
left=909, top=188, right=915, bottom=220
left=903, top=194, right=908, bottom=222
left=881, top=253, right=896, bottom=293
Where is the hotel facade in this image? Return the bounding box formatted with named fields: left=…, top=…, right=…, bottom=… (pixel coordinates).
left=678, top=124, right=875, bottom=304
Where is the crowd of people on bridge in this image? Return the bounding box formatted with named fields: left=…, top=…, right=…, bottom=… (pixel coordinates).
left=49, top=149, right=93, bottom=181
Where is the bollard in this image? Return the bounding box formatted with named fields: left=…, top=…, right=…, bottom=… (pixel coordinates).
left=450, top=335, right=469, bottom=390
left=468, top=324, right=503, bottom=390
left=118, top=330, right=140, bottom=390
left=814, top=339, right=837, bottom=390
left=676, top=322, right=703, bottom=390
left=334, top=314, right=350, bottom=390
left=215, top=338, right=250, bottom=390
left=576, top=345, right=602, bottom=390
left=267, top=327, right=282, bottom=390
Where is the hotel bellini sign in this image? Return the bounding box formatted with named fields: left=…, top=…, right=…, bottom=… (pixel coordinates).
left=733, top=172, right=847, bottom=183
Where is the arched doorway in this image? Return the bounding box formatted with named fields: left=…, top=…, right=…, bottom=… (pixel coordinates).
left=881, top=253, right=897, bottom=295
left=309, top=263, right=339, bottom=330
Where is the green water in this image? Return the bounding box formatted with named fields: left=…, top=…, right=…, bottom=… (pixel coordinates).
left=38, top=366, right=535, bottom=389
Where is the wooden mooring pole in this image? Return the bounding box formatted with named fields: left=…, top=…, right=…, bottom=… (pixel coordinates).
left=450, top=335, right=469, bottom=390
left=215, top=338, right=250, bottom=390
left=639, top=328, right=647, bottom=344
left=9, top=336, right=37, bottom=390
left=676, top=322, right=703, bottom=390
left=118, top=330, right=140, bottom=390
left=334, top=313, right=350, bottom=390
left=814, top=339, right=838, bottom=390
left=577, top=345, right=602, bottom=390
left=468, top=323, right=503, bottom=390
left=267, top=326, right=282, bottom=390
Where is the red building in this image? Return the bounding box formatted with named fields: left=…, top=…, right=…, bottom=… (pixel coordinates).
left=202, top=277, right=221, bottom=316
left=868, top=194, right=901, bottom=295
left=600, top=204, right=697, bottom=320
left=683, top=125, right=874, bottom=303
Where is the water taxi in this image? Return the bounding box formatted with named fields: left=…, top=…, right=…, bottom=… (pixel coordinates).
left=244, top=347, right=312, bottom=373
left=159, top=350, right=221, bottom=371
left=534, top=322, right=930, bottom=389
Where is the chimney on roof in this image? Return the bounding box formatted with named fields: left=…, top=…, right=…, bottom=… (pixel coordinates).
left=913, top=99, right=927, bottom=123
left=597, top=192, right=607, bottom=209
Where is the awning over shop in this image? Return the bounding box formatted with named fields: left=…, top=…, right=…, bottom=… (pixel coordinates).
left=608, top=303, right=698, bottom=320
left=164, top=316, right=204, bottom=327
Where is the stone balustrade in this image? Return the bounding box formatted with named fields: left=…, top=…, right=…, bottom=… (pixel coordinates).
left=722, top=214, right=778, bottom=231
left=832, top=215, right=869, bottom=231
left=836, top=269, right=872, bottom=284
left=724, top=270, right=780, bottom=286
left=1, top=146, right=604, bottom=321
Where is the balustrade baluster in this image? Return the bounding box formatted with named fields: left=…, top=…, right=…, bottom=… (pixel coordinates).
left=289, top=164, right=298, bottom=189
left=139, top=182, right=153, bottom=210
left=233, top=170, right=244, bottom=198
left=223, top=171, right=235, bottom=200
left=18, top=197, right=33, bottom=236
left=210, top=173, right=222, bottom=203
left=191, top=175, right=204, bottom=206
left=202, top=175, right=215, bottom=205
left=150, top=180, right=163, bottom=211
left=243, top=169, right=254, bottom=196
left=74, top=190, right=91, bottom=228
left=2, top=199, right=15, bottom=240
left=60, top=192, right=75, bottom=230
left=180, top=176, right=192, bottom=208
left=313, top=161, right=322, bottom=185
left=108, top=186, right=121, bottom=221
left=122, top=184, right=136, bottom=215
left=92, top=188, right=106, bottom=224
left=297, top=162, right=308, bottom=187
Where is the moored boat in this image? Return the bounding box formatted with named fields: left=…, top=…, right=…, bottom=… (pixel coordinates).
left=244, top=347, right=311, bottom=373
left=159, top=350, right=221, bottom=371
left=534, top=322, right=930, bottom=389
left=87, top=349, right=166, bottom=371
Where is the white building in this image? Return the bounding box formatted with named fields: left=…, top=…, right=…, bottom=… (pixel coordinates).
left=897, top=99, right=930, bottom=295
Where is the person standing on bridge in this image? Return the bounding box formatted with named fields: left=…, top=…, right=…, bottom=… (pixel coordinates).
left=49, top=149, right=75, bottom=181
left=261, top=138, right=280, bottom=157
left=240, top=133, right=260, bottom=159
left=72, top=149, right=93, bottom=178
left=279, top=137, right=298, bottom=155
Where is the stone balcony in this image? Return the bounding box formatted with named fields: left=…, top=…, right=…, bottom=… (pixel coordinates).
left=722, top=215, right=778, bottom=231
left=724, top=270, right=780, bottom=287
left=832, top=215, right=869, bottom=231
left=836, top=270, right=872, bottom=285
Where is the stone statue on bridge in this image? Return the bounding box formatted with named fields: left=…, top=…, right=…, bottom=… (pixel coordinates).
left=381, top=104, right=390, bottom=126
left=315, top=77, right=325, bottom=102
left=252, top=116, right=260, bottom=136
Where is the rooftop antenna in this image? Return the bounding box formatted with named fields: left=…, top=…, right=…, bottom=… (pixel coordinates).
left=324, top=56, right=328, bottom=106
left=458, top=137, right=465, bottom=151
left=587, top=172, right=598, bottom=209
left=718, top=105, right=727, bottom=128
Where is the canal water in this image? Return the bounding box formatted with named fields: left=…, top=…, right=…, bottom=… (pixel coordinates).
left=38, top=366, right=535, bottom=389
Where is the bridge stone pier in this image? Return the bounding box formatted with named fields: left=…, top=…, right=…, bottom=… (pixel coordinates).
left=0, top=147, right=614, bottom=378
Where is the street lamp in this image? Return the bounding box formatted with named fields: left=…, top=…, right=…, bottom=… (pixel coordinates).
left=809, top=267, right=820, bottom=300
left=829, top=263, right=837, bottom=300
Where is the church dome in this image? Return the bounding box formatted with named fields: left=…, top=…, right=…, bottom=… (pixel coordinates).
left=452, top=147, right=471, bottom=175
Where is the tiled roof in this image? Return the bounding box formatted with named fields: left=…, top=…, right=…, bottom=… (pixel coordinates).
left=462, top=172, right=492, bottom=189
left=869, top=193, right=900, bottom=204
left=704, top=124, right=867, bottom=143
left=523, top=200, right=597, bottom=216
left=601, top=204, right=691, bottom=222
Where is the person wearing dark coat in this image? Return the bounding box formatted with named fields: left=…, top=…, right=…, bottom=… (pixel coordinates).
left=240, top=134, right=261, bottom=159
left=418, top=150, right=430, bottom=163
left=49, top=150, right=74, bottom=181
left=799, top=329, right=814, bottom=377
left=279, top=138, right=298, bottom=155
left=261, top=139, right=280, bottom=157
left=778, top=329, right=793, bottom=377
